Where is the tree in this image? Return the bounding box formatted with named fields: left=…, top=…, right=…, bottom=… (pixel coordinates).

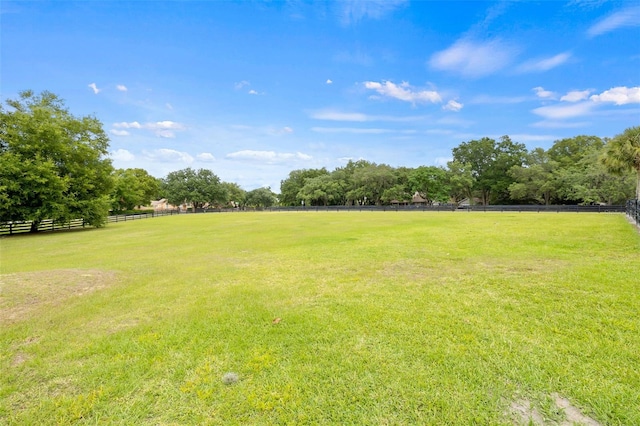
left=111, top=168, right=160, bottom=213
left=451, top=136, right=527, bottom=204
left=508, top=148, right=558, bottom=205
left=446, top=161, right=475, bottom=205
left=220, top=182, right=246, bottom=208
left=409, top=166, right=450, bottom=205
left=297, top=174, right=341, bottom=206
left=162, top=168, right=226, bottom=210
left=279, top=168, right=329, bottom=206
left=0, top=90, right=114, bottom=231
left=601, top=126, right=640, bottom=199
left=348, top=162, right=396, bottom=205
left=245, top=187, right=277, bottom=208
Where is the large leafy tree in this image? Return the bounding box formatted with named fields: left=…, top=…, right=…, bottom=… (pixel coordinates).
left=245, top=187, right=277, bottom=208
left=279, top=168, right=329, bottom=206
left=162, top=168, right=226, bottom=209
left=451, top=136, right=527, bottom=204
left=111, top=168, right=160, bottom=212
left=508, top=148, right=559, bottom=205
left=601, top=126, right=640, bottom=199
left=409, top=166, right=450, bottom=205
left=0, top=90, right=114, bottom=231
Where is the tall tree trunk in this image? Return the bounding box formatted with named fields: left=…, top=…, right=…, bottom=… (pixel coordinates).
left=30, top=220, right=40, bottom=233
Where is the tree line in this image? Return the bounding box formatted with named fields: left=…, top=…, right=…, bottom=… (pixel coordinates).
left=1, top=91, right=639, bottom=231
left=280, top=132, right=639, bottom=207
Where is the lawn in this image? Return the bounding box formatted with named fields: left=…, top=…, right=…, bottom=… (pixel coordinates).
left=1, top=212, right=639, bottom=425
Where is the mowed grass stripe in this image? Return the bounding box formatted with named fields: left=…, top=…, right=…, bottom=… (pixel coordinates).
left=1, top=212, right=638, bottom=424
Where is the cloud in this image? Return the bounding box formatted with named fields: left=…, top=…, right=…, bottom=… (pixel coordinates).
left=590, top=86, right=640, bottom=105
left=532, top=102, right=594, bottom=120
left=561, top=90, right=591, bottom=102
left=310, top=110, right=369, bottom=121
left=143, top=149, right=194, bottom=163
left=88, top=83, right=101, bottom=94
left=338, top=0, right=407, bottom=25
left=110, top=129, right=130, bottom=137
left=248, top=89, right=259, bottom=95
left=110, top=149, right=135, bottom=161
left=311, top=127, right=395, bottom=134
left=326, top=79, right=333, bottom=84
left=442, top=100, right=463, bottom=112
left=226, top=150, right=312, bottom=164
left=309, top=109, right=430, bottom=122
left=429, top=38, right=517, bottom=78
left=113, top=120, right=185, bottom=137
left=113, top=121, right=142, bottom=129
left=334, top=50, right=373, bottom=66
left=517, top=52, right=571, bottom=73
left=363, top=81, right=442, bottom=104
left=587, top=6, right=640, bottom=37
left=196, top=152, right=216, bottom=162
left=533, top=87, right=556, bottom=99
left=235, top=80, right=250, bottom=89
left=116, top=84, right=128, bottom=92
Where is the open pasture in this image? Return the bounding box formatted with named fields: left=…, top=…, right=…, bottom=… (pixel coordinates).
left=1, top=212, right=639, bottom=424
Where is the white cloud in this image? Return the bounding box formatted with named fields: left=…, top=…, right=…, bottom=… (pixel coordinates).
left=235, top=80, right=250, bottom=89
left=197, top=152, right=216, bottom=162
left=311, top=110, right=369, bottom=121
left=532, top=102, right=594, bottom=120
left=112, top=120, right=185, bottom=137
left=326, top=79, right=333, bottom=84
left=517, top=52, right=571, bottom=73
left=116, top=84, right=128, bottom=92
left=88, top=83, right=101, bottom=94
left=110, top=129, right=130, bottom=137
left=587, top=6, right=640, bottom=37
left=309, top=109, right=430, bottom=122
left=226, top=150, right=312, bottom=164
left=334, top=50, right=373, bottom=66
left=561, top=90, right=591, bottom=102
left=442, top=100, right=463, bottom=112
left=311, top=127, right=394, bottom=134
left=338, top=0, right=407, bottom=25
left=590, top=86, right=640, bottom=105
left=533, top=87, right=556, bottom=99
left=363, top=81, right=441, bottom=104
left=248, top=89, right=259, bottom=95
left=143, top=149, right=194, bottom=163
left=113, top=121, right=142, bottom=129
left=110, top=149, right=135, bottom=161
left=429, top=38, right=517, bottom=78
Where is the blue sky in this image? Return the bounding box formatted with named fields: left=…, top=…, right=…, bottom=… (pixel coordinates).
left=2, top=1, right=639, bottom=190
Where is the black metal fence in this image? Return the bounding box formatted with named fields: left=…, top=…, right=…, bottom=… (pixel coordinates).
left=268, top=204, right=626, bottom=213
left=627, top=199, right=639, bottom=227
left=1, top=203, right=633, bottom=236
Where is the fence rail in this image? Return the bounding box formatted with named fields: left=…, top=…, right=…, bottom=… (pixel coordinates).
left=268, top=204, right=627, bottom=213
left=0, top=203, right=633, bottom=236
left=627, top=199, right=639, bottom=227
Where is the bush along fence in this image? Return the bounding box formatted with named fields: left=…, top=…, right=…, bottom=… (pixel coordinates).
left=0, top=204, right=632, bottom=236
left=627, top=199, right=640, bottom=227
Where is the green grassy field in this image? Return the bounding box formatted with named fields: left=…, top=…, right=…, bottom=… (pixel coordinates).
left=1, top=212, right=639, bottom=425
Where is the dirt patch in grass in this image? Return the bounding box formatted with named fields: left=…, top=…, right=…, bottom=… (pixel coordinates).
left=0, top=269, right=118, bottom=324
left=508, top=394, right=601, bottom=425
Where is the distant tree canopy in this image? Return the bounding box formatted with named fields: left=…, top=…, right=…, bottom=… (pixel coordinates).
left=0, top=90, right=114, bottom=231
left=279, top=131, right=637, bottom=207
left=161, top=168, right=227, bottom=210
left=601, top=126, right=640, bottom=199
left=111, top=168, right=161, bottom=213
